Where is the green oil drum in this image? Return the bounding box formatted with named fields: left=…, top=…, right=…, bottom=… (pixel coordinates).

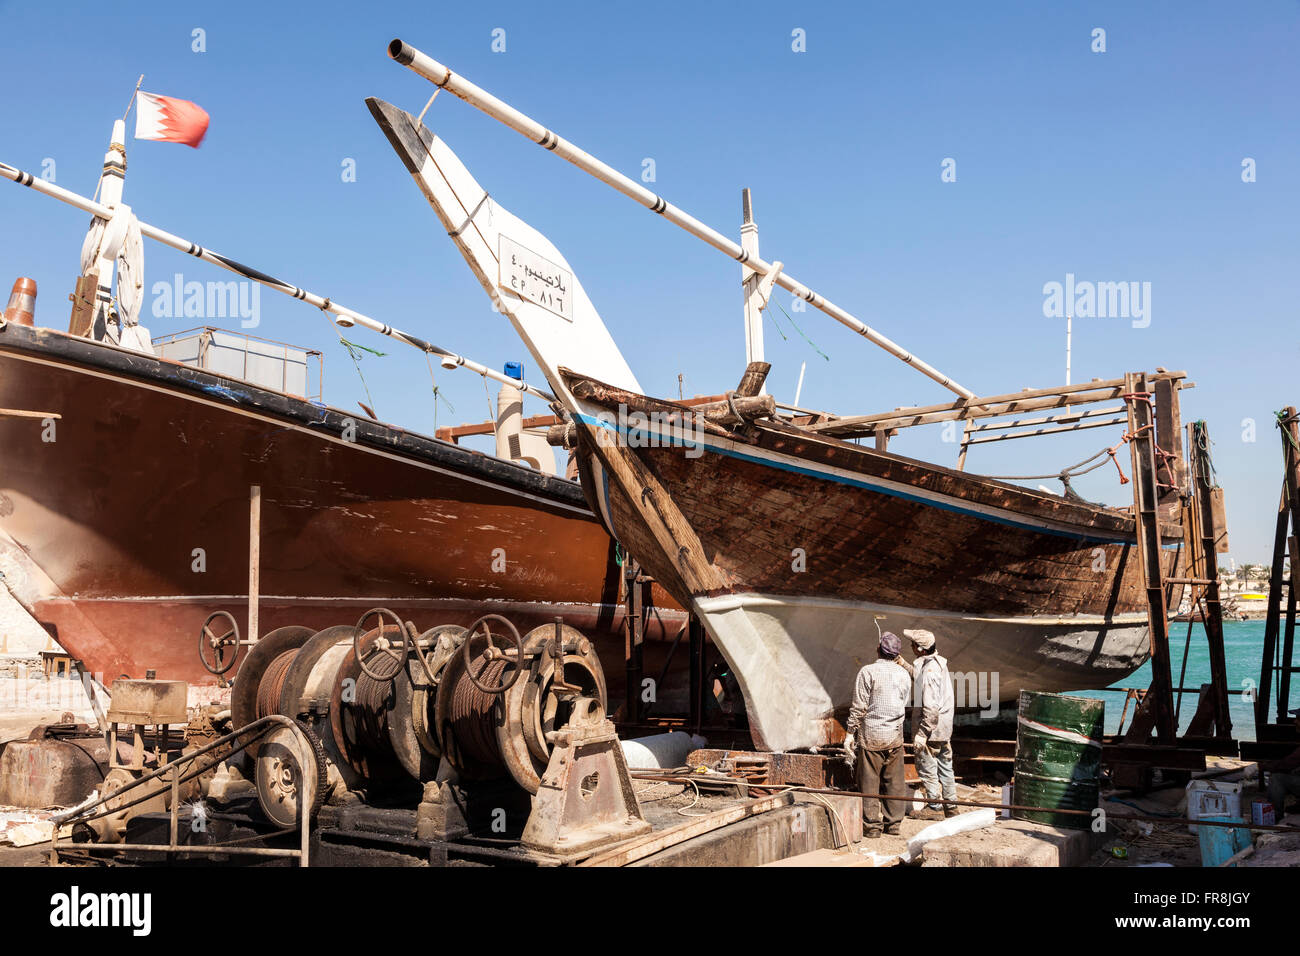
left=1012, top=691, right=1104, bottom=830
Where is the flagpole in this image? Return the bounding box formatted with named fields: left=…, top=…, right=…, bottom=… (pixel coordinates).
left=0, top=159, right=555, bottom=402
left=121, top=75, right=145, bottom=123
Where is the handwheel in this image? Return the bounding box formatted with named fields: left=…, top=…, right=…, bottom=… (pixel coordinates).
left=461, top=614, right=524, bottom=694
left=199, top=611, right=241, bottom=675
left=353, top=607, right=409, bottom=681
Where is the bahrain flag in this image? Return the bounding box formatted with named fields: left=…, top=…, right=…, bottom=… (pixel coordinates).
left=134, top=92, right=210, bottom=148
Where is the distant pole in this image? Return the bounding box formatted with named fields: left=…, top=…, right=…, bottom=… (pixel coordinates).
left=1065, top=313, right=1072, bottom=385
left=740, top=189, right=765, bottom=382
left=794, top=361, right=807, bottom=407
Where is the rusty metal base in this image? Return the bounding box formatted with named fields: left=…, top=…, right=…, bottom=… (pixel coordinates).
left=416, top=780, right=468, bottom=842
left=520, top=698, right=652, bottom=859
left=0, top=725, right=108, bottom=808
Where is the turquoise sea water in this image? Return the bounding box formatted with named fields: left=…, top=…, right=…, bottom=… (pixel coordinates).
left=1078, top=620, right=1284, bottom=741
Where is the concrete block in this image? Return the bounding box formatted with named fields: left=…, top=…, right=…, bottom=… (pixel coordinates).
left=920, top=818, right=1102, bottom=867
left=635, top=803, right=837, bottom=866
left=764, top=847, right=879, bottom=867
left=797, top=791, right=863, bottom=844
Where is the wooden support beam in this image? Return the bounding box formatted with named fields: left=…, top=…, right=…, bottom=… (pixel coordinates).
left=248, top=485, right=261, bottom=646
left=1102, top=743, right=1207, bottom=773
left=816, top=371, right=1190, bottom=439
left=1190, top=421, right=1232, bottom=739
left=961, top=415, right=1126, bottom=447
left=825, top=387, right=1131, bottom=436
left=1154, top=378, right=1186, bottom=505
left=1257, top=502, right=1290, bottom=734
left=436, top=412, right=560, bottom=442
left=688, top=616, right=705, bottom=737
left=955, top=420, right=973, bottom=471
left=624, top=560, right=645, bottom=725
left=1284, top=533, right=1300, bottom=726
left=808, top=371, right=1188, bottom=437
left=1278, top=408, right=1300, bottom=725
left=734, top=361, right=771, bottom=398
left=1126, top=374, right=1177, bottom=744
left=0, top=408, right=60, bottom=420
left=435, top=394, right=729, bottom=443
left=967, top=404, right=1125, bottom=434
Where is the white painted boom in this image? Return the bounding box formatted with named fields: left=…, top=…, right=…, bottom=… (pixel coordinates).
left=0, top=160, right=554, bottom=402
left=387, top=38, right=976, bottom=400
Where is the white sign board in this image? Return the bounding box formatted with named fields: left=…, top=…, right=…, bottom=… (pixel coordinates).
left=499, top=235, right=573, bottom=322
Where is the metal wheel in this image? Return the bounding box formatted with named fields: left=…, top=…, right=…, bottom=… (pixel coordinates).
left=278, top=625, right=367, bottom=793
left=254, top=720, right=328, bottom=830
left=353, top=607, right=409, bottom=681
left=199, top=611, right=241, bottom=675
left=497, top=622, right=606, bottom=793
left=460, top=614, right=523, bottom=694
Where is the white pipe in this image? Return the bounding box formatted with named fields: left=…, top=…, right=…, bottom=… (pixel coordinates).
left=387, top=39, right=976, bottom=401
left=0, top=160, right=555, bottom=402
left=620, top=732, right=708, bottom=770
left=1065, top=313, right=1072, bottom=386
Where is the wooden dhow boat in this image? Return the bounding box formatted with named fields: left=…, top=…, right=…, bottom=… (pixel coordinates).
left=370, top=42, right=1201, bottom=751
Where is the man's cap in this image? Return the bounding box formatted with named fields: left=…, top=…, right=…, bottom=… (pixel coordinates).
left=878, top=631, right=902, bottom=656
left=904, top=628, right=936, bottom=650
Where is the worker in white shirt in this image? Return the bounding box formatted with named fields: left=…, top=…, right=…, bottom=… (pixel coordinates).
left=844, top=631, right=913, bottom=838
left=905, top=628, right=958, bottom=821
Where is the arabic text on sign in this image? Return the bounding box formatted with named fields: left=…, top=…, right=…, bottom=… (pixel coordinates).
left=498, top=235, right=574, bottom=322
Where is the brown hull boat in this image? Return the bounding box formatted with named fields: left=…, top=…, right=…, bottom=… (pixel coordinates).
left=0, top=322, right=683, bottom=695
left=562, top=371, right=1187, bottom=750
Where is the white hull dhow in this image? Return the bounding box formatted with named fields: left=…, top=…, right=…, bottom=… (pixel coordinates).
left=694, top=594, right=1149, bottom=746
left=366, top=92, right=1187, bottom=752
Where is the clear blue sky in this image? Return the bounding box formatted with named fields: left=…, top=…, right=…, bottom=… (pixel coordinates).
left=1, top=1, right=1295, bottom=562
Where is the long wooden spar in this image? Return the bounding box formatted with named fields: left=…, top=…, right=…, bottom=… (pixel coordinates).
left=0, top=160, right=555, bottom=402
left=810, top=371, right=1189, bottom=437
left=386, top=38, right=976, bottom=401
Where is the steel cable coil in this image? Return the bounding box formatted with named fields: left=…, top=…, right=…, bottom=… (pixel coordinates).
left=445, top=653, right=511, bottom=771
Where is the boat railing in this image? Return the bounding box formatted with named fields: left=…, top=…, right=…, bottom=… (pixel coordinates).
left=152, top=326, right=323, bottom=402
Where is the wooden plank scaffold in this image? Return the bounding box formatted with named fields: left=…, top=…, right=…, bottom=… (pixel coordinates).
left=1103, top=375, right=1238, bottom=786
left=1124, top=372, right=1179, bottom=745
left=1253, top=406, right=1300, bottom=749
